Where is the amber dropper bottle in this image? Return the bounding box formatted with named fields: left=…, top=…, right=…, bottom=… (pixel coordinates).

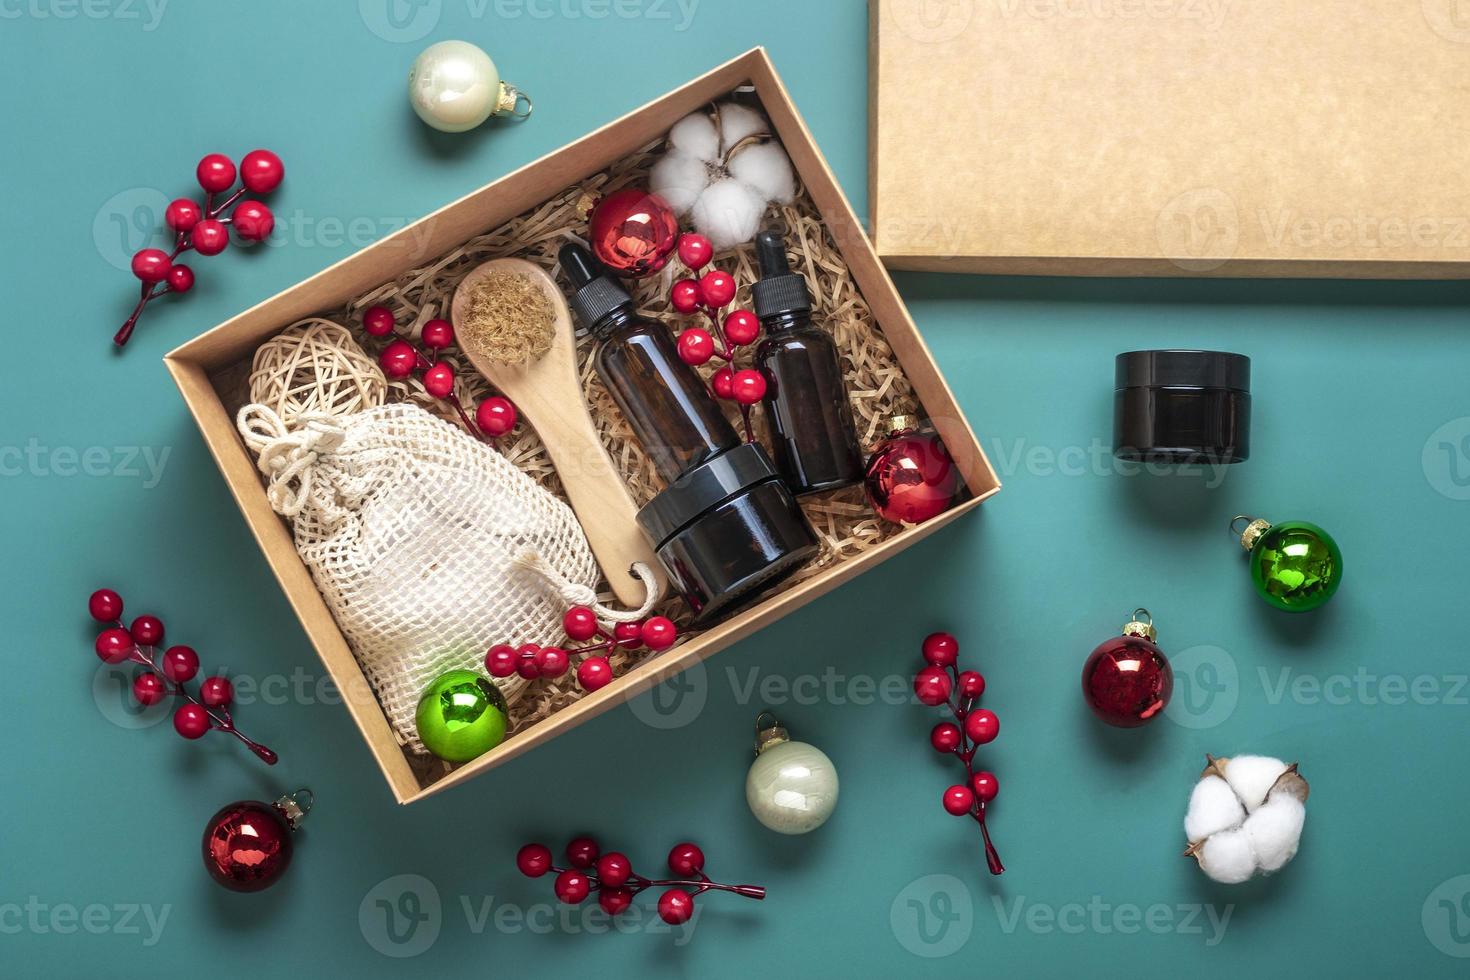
left=752, top=230, right=865, bottom=494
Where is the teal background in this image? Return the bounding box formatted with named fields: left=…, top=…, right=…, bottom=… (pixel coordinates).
left=5, top=1, right=1470, bottom=975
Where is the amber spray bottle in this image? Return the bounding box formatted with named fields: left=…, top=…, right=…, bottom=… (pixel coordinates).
left=752, top=230, right=865, bottom=494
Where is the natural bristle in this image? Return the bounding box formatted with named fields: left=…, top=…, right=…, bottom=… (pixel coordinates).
left=459, top=270, right=556, bottom=364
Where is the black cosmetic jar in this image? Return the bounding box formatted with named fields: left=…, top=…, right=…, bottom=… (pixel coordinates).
left=1113, top=350, right=1251, bottom=464
left=636, top=443, right=818, bottom=625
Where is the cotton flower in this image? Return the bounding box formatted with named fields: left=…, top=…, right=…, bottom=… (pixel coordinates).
left=1184, top=755, right=1309, bottom=884
left=650, top=102, right=796, bottom=250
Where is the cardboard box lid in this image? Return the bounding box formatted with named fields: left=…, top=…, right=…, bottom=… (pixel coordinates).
left=869, top=0, right=1470, bottom=277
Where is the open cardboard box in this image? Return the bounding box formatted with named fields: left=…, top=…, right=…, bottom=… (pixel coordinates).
left=165, top=48, right=999, bottom=804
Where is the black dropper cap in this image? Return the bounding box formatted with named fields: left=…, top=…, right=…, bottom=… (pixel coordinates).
left=752, top=230, right=811, bottom=321
left=559, top=242, right=633, bottom=335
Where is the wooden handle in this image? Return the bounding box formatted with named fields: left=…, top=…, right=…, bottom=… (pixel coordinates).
left=510, top=382, right=667, bottom=607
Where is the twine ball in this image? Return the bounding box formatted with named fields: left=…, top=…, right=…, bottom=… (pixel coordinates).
left=248, top=319, right=387, bottom=422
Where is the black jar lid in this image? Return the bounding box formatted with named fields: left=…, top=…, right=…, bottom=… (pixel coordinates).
left=637, top=443, right=781, bottom=543
left=1115, top=350, right=1250, bottom=391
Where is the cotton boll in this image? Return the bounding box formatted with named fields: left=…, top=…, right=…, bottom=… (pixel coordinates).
left=727, top=141, right=796, bottom=205
left=1222, top=755, right=1290, bottom=812
left=667, top=112, right=721, bottom=162
left=691, top=178, right=767, bottom=250
left=1184, top=775, right=1246, bottom=843
left=650, top=150, right=710, bottom=216
left=1246, top=795, right=1305, bottom=872
left=717, top=104, right=769, bottom=154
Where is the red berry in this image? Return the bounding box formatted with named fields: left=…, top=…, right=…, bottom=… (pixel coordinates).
left=677, top=328, right=715, bottom=366
left=167, top=264, right=195, bottom=293
left=132, top=672, right=167, bottom=707
left=161, top=645, right=200, bottom=683
left=88, top=588, right=123, bottom=622
left=129, top=615, right=165, bottom=646
left=191, top=219, right=229, bottom=256
left=516, top=842, right=553, bottom=877
left=231, top=201, right=274, bottom=242
left=420, top=318, right=454, bottom=349
left=565, top=836, right=600, bottom=868
left=362, top=305, right=396, bottom=337
left=94, top=627, right=133, bottom=664
left=173, top=703, right=211, bottom=739
left=535, top=646, right=569, bottom=678
left=922, top=632, right=959, bottom=667
left=485, top=644, right=518, bottom=678
left=698, top=269, right=736, bottom=308
left=667, top=842, right=704, bottom=876
left=957, top=670, right=985, bottom=699
left=711, top=366, right=735, bottom=400
left=423, top=361, right=455, bottom=399
left=553, top=870, right=591, bottom=904
left=562, top=605, right=598, bottom=642
left=640, top=616, right=678, bottom=652
left=595, top=851, right=632, bottom=887
left=196, top=153, right=237, bottom=194
left=199, top=676, right=233, bottom=707
left=971, top=771, right=999, bottom=803
left=613, top=621, right=643, bottom=649
left=677, top=232, right=713, bottom=270
left=942, top=784, right=975, bottom=816
left=130, top=249, right=172, bottom=283
left=516, top=657, right=541, bottom=680
left=914, top=666, right=952, bottom=706
left=165, top=198, right=203, bottom=233
left=965, top=709, right=999, bottom=744
left=577, top=656, right=613, bottom=691
left=723, top=309, right=759, bottom=346
left=598, top=886, right=633, bottom=916
left=930, top=721, right=961, bottom=753
left=379, top=339, right=418, bottom=380
left=731, top=369, right=766, bottom=405
left=657, top=889, right=694, bottom=925
left=670, top=278, right=701, bottom=314
left=475, top=396, right=517, bottom=437
left=239, top=149, right=284, bottom=194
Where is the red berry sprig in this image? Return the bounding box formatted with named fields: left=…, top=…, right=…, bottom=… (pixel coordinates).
left=113, top=150, right=284, bottom=348
left=357, top=306, right=519, bottom=443
left=517, top=837, right=764, bottom=925
left=88, top=588, right=277, bottom=765
left=484, top=606, right=678, bottom=692
left=914, top=631, right=1003, bottom=875
left=669, top=233, right=767, bottom=441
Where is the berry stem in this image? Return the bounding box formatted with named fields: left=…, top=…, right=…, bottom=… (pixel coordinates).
left=943, top=662, right=1003, bottom=875
left=551, top=865, right=766, bottom=902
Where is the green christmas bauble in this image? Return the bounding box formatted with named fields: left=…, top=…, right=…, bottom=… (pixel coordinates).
left=1236, top=517, right=1342, bottom=612
left=415, top=670, right=507, bottom=763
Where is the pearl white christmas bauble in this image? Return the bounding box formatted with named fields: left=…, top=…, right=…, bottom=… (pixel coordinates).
left=407, top=40, right=502, bottom=133
left=745, top=735, right=839, bottom=835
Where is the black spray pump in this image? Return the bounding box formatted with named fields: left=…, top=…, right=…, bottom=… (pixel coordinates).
left=558, top=243, right=818, bottom=625
left=752, top=230, right=865, bottom=494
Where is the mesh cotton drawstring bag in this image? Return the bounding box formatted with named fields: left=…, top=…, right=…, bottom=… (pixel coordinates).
left=236, top=320, right=655, bottom=755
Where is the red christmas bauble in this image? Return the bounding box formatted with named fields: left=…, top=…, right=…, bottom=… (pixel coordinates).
left=864, top=418, right=961, bottom=524
left=588, top=188, right=679, bottom=278
left=201, top=792, right=310, bottom=892
left=1081, top=615, right=1172, bottom=728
